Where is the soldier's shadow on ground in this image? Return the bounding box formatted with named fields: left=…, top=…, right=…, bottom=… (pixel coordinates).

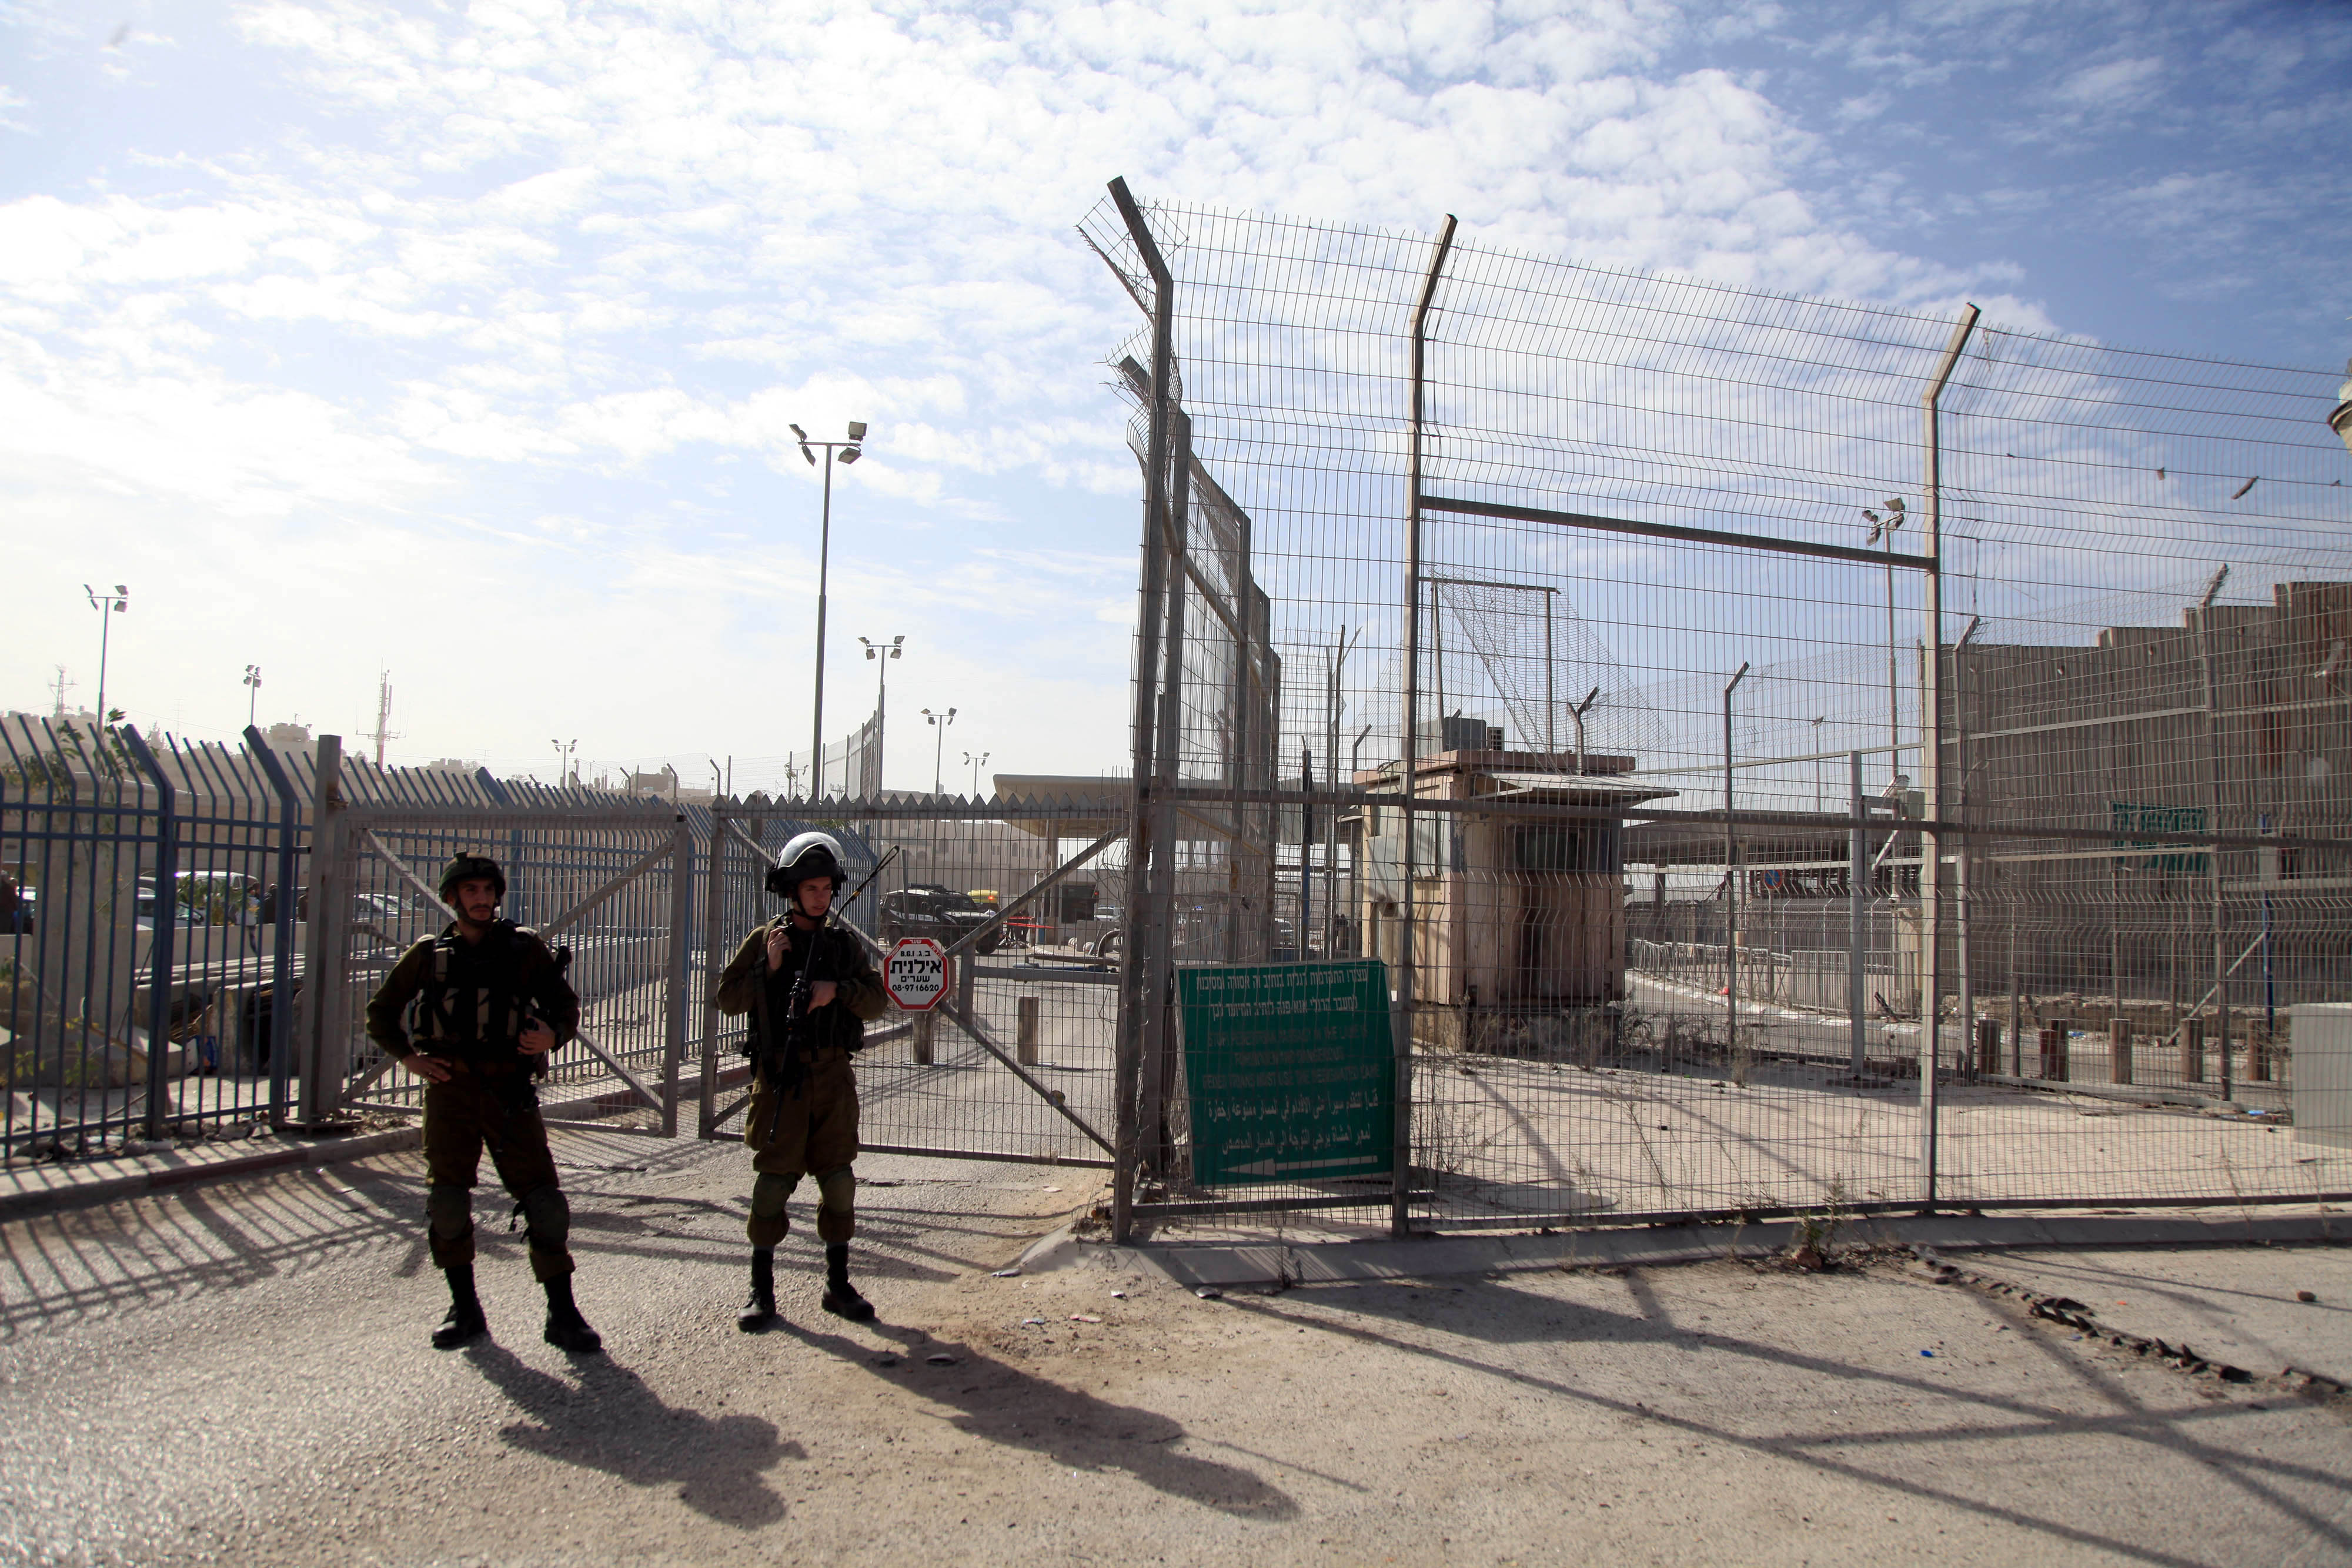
left=465, top=1344, right=801, bottom=1528
left=786, top=1319, right=1299, bottom=1522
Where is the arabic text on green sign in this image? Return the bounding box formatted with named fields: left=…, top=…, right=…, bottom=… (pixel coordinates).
left=1178, top=959, right=1395, bottom=1187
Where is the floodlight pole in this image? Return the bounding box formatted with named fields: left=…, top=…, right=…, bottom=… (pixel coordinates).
left=860, top=635, right=903, bottom=797
left=793, top=424, right=867, bottom=797
left=815, top=444, right=834, bottom=791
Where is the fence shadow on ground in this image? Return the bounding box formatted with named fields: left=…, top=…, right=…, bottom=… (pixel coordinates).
left=1227, top=1274, right=2352, bottom=1563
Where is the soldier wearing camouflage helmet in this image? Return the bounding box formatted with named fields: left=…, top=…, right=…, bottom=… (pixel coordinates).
left=714, top=830, right=889, bottom=1331
left=364, top=851, right=601, bottom=1353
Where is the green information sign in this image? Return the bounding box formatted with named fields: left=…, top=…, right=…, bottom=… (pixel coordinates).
left=1177, top=959, right=1395, bottom=1186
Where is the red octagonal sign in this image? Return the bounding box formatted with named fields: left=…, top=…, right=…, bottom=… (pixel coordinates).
left=884, top=937, right=951, bottom=1012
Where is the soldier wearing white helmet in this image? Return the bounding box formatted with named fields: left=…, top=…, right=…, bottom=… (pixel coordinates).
left=713, top=831, right=889, bottom=1330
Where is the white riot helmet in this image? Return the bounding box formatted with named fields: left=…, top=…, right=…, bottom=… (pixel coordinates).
left=767, top=831, right=848, bottom=899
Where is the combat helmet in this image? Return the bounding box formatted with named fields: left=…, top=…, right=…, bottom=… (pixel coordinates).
left=766, top=831, right=848, bottom=899
left=437, top=851, right=507, bottom=902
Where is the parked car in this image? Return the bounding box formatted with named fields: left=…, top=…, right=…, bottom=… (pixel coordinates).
left=878, top=884, right=1003, bottom=953
left=135, top=872, right=264, bottom=928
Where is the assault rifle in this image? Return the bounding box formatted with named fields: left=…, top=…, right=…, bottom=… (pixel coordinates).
left=753, top=847, right=900, bottom=1103
left=518, top=940, right=573, bottom=1081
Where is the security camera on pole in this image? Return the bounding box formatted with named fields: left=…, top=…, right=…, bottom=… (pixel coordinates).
left=790, top=420, right=867, bottom=798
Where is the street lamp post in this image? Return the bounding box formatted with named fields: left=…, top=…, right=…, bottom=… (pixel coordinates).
left=551, top=738, right=577, bottom=788
left=858, top=634, right=904, bottom=798
left=83, top=584, right=127, bottom=730
left=921, top=707, right=957, bottom=797
left=964, top=749, right=990, bottom=798
left=791, top=421, right=868, bottom=797
left=244, top=664, right=263, bottom=728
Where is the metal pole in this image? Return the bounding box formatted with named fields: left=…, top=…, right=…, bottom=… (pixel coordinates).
left=1399, top=213, right=1457, bottom=1241
left=2195, top=567, right=2230, bottom=1102
left=1107, top=176, right=1173, bottom=1245
left=1919, top=302, right=1979, bottom=1209
left=96, top=599, right=113, bottom=730
left=1544, top=596, right=1556, bottom=755
left=698, top=807, right=730, bottom=1138
left=1325, top=631, right=1341, bottom=957
left=1883, top=551, right=1898, bottom=775
left=662, top=815, right=691, bottom=1136
left=1299, top=746, right=1313, bottom=954
left=296, top=734, right=345, bottom=1127
left=1849, top=750, right=1867, bottom=1077
left=813, top=446, right=834, bottom=797
left=121, top=728, right=175, bottom=1141
left=245, top=725, right=302, bottom=1126
left=1723, top=663, right=1751, bottom=1072
left=1953, top=615, right=1980, bottom=1076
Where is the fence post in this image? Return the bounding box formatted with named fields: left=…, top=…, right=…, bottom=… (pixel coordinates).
left=2110, top=1017, right=2134, bottom=1085
left=244, top=726, right=303, bottom=1128
left=120, top=728, right=176, bottom=1142
left=663, top=814, right=692, bottom=1137
left=1849, top=751, right=1867, bottom=1076
left=1017, top=994, right=1040, bottom=1066
left=1722, top=664, right=1750, bottom=1084
left=1106, top=177, right=1174, bottom=1247
left=2183, top=1016, right=2204, bottom=1084
left=2039, top=1022, right=2069, bottom=1081
left=296, top=735, right=345, bottom=1127
left=1398, top=212, right=1458, bottom=1240
left=698, top=808, right=728, bottom=1137
left=1917, top=302, right=1979, bottom=1212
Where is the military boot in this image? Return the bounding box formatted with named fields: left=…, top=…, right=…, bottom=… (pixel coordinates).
left=432, top=1265, right=487, bottom=1350
left=540, top=1275, right=603, bottom=1354
left=820, top=1242, right=875, bottom=1322
left=738, top=1248, right=780, bottom=1333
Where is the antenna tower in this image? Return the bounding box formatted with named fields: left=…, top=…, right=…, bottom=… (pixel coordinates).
left=371, top=669, right=400, bottom=766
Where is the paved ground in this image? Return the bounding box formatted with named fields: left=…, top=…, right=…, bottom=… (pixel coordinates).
left=2, top=1128, right=2347, bottom=1567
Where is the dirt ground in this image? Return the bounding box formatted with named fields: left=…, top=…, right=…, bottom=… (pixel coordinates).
left=2, top=1128, right=2347, bottom=1567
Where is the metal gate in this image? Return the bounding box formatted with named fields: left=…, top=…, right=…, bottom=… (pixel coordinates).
left=304, top=783, right=694, bottom=1136
left=697, top=800, right=1120, bottom=1169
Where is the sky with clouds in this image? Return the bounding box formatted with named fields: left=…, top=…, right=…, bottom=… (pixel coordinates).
left=4, top=0, right=2347, bottom=791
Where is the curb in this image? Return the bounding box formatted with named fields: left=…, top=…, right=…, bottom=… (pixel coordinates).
left=1022, top=1209, right=2350, bottom=1289
left=0, top=1127, right=423, bottom=1225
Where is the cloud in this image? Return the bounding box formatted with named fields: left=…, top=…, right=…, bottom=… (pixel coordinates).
left=0, top=0, right=2337, bottom=781
left=2054, top=55, right=2165, bottom=111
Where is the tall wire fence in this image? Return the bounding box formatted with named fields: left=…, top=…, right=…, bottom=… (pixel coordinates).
left=1082, top=183, right=2352, bottom=1238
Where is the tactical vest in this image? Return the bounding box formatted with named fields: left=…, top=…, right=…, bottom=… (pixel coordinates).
left=413, top=921, right=534, bottom=1053
left=751, top=920, right=867, bottom=1067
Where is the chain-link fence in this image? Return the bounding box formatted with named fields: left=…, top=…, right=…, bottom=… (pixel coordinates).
left=1081, top=180, right=2352, bottom=1238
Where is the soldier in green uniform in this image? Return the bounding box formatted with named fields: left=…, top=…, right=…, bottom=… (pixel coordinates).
left=714, top=831, right=889, bottom=1331
left=365, top=852, right=603, bottom=1353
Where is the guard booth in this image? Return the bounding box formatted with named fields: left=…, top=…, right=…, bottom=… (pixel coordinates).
left=1351, top=721, right=1674, bottom=1056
